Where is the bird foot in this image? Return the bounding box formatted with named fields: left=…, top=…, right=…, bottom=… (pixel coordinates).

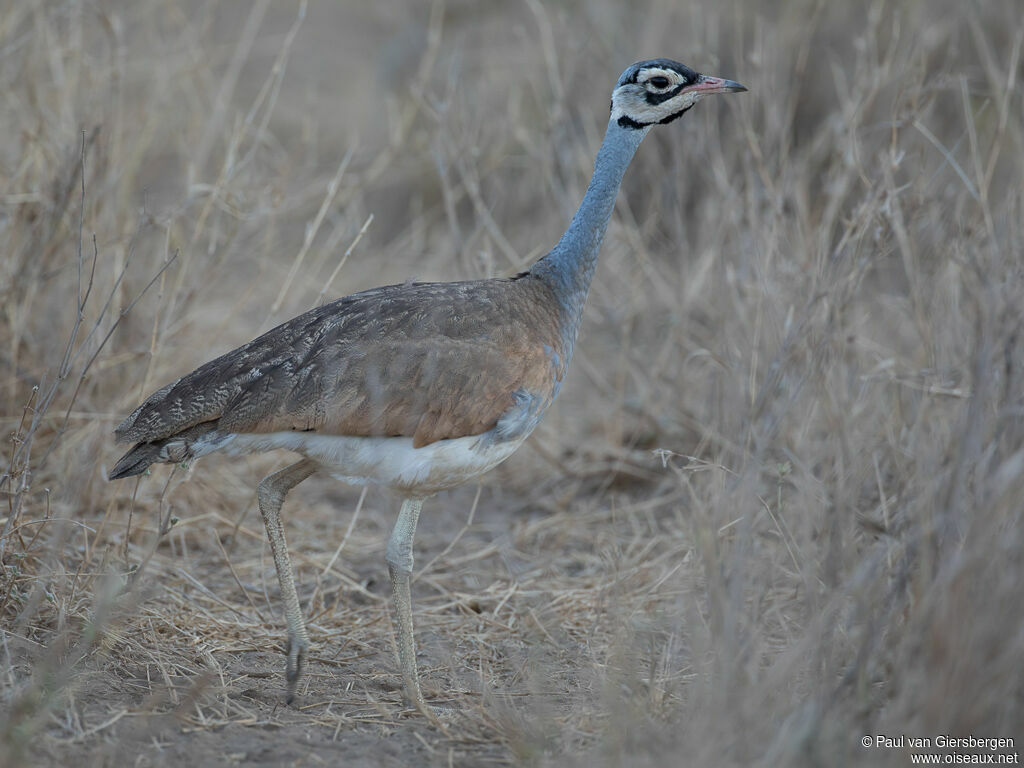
left=284, top=635, right=308, bottom=704
left=400, top=698, right=459, bottom=732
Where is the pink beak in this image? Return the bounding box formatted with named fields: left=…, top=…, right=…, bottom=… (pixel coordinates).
left=684, top=74, right=748, bottom=95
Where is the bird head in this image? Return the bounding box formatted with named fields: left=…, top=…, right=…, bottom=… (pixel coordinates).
left=610, top=59, right=746, bottom=129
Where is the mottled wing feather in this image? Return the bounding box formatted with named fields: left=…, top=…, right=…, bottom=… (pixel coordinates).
left=225, top=339, right=530, bottom=445
left=115, top=277, right=564, bottom=448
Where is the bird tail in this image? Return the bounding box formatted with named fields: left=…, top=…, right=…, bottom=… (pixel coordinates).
left=109, top=442, right=165, bottom=480
left=108, top=421, right=221, bottom=480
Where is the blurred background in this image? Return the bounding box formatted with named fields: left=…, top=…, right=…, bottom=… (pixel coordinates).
left=1, top=1, right=1022, bottom=765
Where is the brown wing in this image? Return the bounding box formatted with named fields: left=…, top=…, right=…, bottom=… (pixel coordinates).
left=114, top=276, right=564, bottom=449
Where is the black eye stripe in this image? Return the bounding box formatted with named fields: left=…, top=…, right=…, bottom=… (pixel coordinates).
left=644, top=82, right=687, bottom=105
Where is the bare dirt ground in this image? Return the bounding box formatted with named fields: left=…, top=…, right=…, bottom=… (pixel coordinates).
left=2, top=1, right=1023, bottom=766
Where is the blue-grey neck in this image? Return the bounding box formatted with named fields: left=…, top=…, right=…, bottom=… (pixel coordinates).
left=531, top=118, right=649, bottom=341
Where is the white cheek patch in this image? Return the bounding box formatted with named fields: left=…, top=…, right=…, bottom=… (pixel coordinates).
left=610, top=87, right=701, bottom=126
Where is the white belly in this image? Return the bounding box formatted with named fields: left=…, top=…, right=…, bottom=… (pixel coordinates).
left=216, top=430, right=524, bottom=495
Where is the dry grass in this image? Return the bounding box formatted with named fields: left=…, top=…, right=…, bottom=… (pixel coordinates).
left=2, top=1, right=1023, bottom=765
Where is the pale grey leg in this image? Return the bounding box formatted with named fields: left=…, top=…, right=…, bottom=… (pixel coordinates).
left=257, top=458, right=318, bottom=703
left=386, top=496, right=439, bottom=719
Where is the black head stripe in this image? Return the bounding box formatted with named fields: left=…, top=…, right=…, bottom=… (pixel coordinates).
left=618, top=115, right=649, bottom=130
left=617, top=103, right=695, bottom=129
left=657, top=104, right=694, bottom=125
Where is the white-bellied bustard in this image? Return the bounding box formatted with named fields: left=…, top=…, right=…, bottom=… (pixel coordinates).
left=111, top=59, right=746, bottom=720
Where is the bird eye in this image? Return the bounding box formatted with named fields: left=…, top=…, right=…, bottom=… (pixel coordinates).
left=648, top=76, right=671, bottom=89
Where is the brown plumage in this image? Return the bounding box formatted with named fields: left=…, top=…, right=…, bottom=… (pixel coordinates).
left=112, top=274, right=565, bottom=478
